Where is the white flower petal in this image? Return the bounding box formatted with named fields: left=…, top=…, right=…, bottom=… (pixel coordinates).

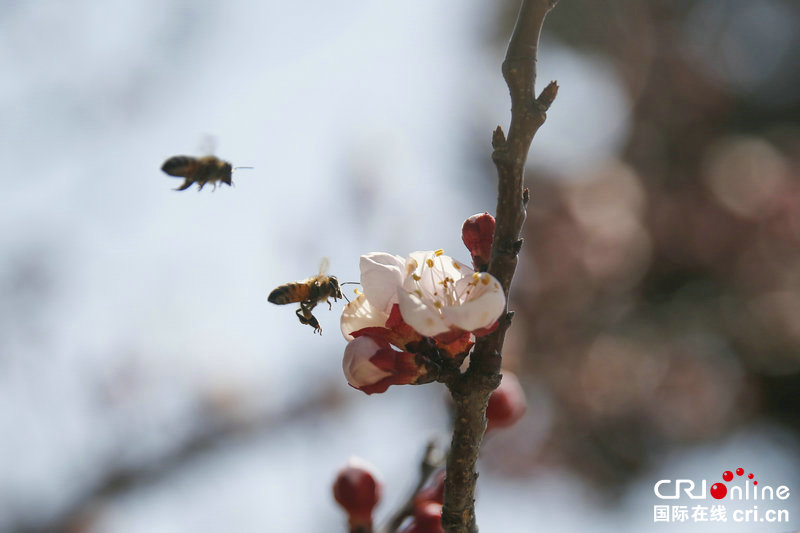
left=397, top=287, right=450, bottom=337
left=406, top=252, right=440, bottom=293
left=360, top=252, right=405, bottom=312
left=442, top=273, right=506, bottom=331
left=342, top=336, right=392, bottom=387
left=340, top=293, right=388, bottom=340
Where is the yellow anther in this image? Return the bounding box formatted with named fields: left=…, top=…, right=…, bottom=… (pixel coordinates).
left=433, top=301, right=443, bottom=309
left=473, top=272, right=480, bottom=281
left=453, top=261, right=461, bottom=270
left=426, top=258, right=435, bottom=268
left=412, top=274, right=421, bottom=281
left=434, top=249, right=444, bottom=257
left=480, top=275, right=490, bottom=285
left=414, top=289, right=423, bottom=298
left=354, top=288, right=362, bottom=295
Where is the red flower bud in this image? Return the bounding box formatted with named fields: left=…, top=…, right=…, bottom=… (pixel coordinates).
left=333, top=457, right=383, bottom=529
left=461, top=212, right=495, bottom=270
left=486, top=371, right=527, bottom=431
left=399, top=502, right=444, bottom=533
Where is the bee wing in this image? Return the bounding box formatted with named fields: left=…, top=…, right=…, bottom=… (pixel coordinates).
left=198, top=134, right=217, bottom=156
left=319, top=257, right=330, bottom=276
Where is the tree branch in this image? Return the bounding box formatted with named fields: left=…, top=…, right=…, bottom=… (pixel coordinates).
left=441, top=1, right=558, bottom=532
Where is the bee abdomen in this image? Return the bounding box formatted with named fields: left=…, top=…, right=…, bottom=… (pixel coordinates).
left=161, top=155, right=195, bottom=177
left=268, top=284, right=304, bottom=305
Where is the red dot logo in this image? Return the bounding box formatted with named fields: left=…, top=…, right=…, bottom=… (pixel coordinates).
left=736, top=468, right=744, bottom=476
left=710, top=483, right=728, bottom=499
left=722, top=471, right=733, bottom=482
left=748, top=473, right=754, bottom=479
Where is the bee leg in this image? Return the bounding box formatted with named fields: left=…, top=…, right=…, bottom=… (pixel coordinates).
left=308, top=315, right=322, bottom=335
left=295, top=306, right=310, bottom=325
left=175, top=179, right=193, bottom=191
left=197, top=181, right=206, bottom=191
left=327, top=298, right=333, bottom=311
left=299, top=301, right=322, bottom=334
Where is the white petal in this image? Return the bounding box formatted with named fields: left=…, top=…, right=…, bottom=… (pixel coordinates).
left=342, top=337, right=392, bottom=386
left=402, top=252, right=473, bottom=297
left=340, top=293, right=389, bottom=340
left=442, top=273, right=506, bottom=331
left=402, top=252, right=436, bottom=295
left=360, top=252, right=405, bottom=313
left=397, top=287, right=450, bottom=337
left=439, top=256, right=472, bottom=280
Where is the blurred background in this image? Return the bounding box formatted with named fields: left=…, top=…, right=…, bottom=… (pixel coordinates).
left=1, top=0, right=799, bottom=532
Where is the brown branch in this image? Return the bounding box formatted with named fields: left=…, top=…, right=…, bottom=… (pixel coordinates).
left=441, top=1, right=559, bottom=532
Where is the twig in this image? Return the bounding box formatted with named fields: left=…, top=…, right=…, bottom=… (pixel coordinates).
left=13, top=384, right=344, bottom=533
left=440, top=1, right=559, bottom=532
left=380, top=441, right=446, bottom=533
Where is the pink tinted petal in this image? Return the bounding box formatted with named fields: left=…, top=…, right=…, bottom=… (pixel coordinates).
left=357, top=379, right=394, bottom=395
left=341, top=294, right=389, bottom=340
left=397, top=288, right=449, bottom=337
left=343, top=337, right=392, bottom=387
left=360, top=253, right=405, bottom=312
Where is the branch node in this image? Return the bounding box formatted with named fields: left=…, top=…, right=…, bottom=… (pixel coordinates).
left=512, top=238, right=524, bottom=255
left=491, top=126, right=506, bottom=149
left=523, top=187, right=530, bottom=205
left=536, top=80, right=559, bottom=110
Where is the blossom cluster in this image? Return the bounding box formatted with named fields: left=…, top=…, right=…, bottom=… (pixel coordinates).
left=340, top=213, right=505, bottom=394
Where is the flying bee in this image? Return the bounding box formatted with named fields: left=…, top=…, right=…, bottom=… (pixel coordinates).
left=161, top=155, right=252, bottom=191
left=268, top=259, right=343, bottom=335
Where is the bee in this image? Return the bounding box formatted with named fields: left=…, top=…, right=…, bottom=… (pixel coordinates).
left=161, top=155, right=252, bottom=191
left=268, top=259, right=343, bottom=335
